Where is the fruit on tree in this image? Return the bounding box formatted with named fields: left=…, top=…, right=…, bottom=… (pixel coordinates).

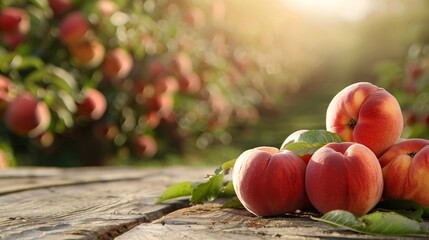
left=0, top=75, right=16, bottom=111
left=379, top=138, right=429, bottom=205
left=4, top=92, right=51, bottom=137
left=76, top=88, right=107, bottom=121
left=69, top=38, right=105, bottom=67
left=134, top=135, right=158, bottom=158
left=59, top=12, right=90, bottom=44
left=305, top=142, right=383, bottom=216
left=0, top=7, right=30, bottom=34
left=233, top=146, right=308, bottom=216
left=102, top=48, right=133, bottom=79
left=326, top=82, right=403, bottom=157
left=49, top=0, right=72, bottom=17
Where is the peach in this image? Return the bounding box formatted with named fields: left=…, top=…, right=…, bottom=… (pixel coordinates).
left=326, top=82, right=403, bottom=157
left=76, top=88, right=107, bottom=121
left=233, top=146, right=308, bottom=216
left=3, top=32, right=25, bottom=50
left=49, top=0, right=72, bottom=17
left=178, top=71, right=201, bottom=93
left=59, top=12, right=90, bottom=44
left=0, top=8, right=30, bottom=34
left=0, top=150, right=8, bottom=169
left=135, top=135, right=158, bottom=158
left=280, top=129, right=312, bottom=164
left=97, top=0, right=118, bottom=16
left=305, top=142, right=383, bottom=216
left=4, top=92, right=51, bottom=137
left=154, top=76, right=179, bottom=94
left=102, top=48, right=133, bottom=79
left=379, top=138, right=429, bottom=205
left=0, top=75, right=16, bottom=111
left=68, top=38, right=105, bottom=67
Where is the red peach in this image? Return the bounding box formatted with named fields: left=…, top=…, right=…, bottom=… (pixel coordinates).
left=171, top=52, right=193, bottom=75
left=0, top=150, right=8, bottom=169
left=76, top=88, right=107, bottom=121
left=305, top=142, right=383, bottom=216
left=326, top=82, right=403, bottom=157
left=233, top=146, right=308, bottom=216
left=0, top=8, right=30, bottom=34
left=135, top=135, right=158, bottom=158
left=59, top=12, right=90, bottom=44
left=102, top=48, right=133, bottom=79
left=97, top=0, right=118, bottom=16
left=0, top=75, right=16, bottom=110
left=4, top=92, right=51, bottom=137
left=379, top=138, right=429, bottom=205
left=154, top=76, right=179, bottom=94
left=69, top=38, right=105, bottom=67
left=178, top=71, right=201, bottom=93
left=49, top=0, right=72, bottom=17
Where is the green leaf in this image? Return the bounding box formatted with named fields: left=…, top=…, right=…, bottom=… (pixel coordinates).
left=191, top=172, right=224, bottom=204
left=312, top=210, right=428, bottom=236
left=221, top=158, right=236, bottom=171
left=222, top=197, right=244, bottom=209
left=156, top=181, right=193, bottom=204
left=281, top=130, right=343, bottom=157
left=375, top=199, right=424, bottom=222
left=220, top=180, right=236, bottom=197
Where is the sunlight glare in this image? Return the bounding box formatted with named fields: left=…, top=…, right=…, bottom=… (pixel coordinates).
left=283, top=0, right=374, bottom=21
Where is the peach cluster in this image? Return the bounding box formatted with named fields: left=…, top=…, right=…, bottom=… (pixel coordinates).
left=233, top=81, right=429, bottom=217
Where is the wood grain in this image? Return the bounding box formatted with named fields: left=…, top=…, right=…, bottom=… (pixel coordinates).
left=117, top=203, right=429, bottom=240
left=0, top=166, right=212, bottom=239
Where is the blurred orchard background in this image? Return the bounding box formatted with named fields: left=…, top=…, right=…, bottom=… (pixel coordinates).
left=0, top=0, right=428, bottom=167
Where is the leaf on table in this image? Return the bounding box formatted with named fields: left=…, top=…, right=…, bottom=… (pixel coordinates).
left=222, top=197, right=244, bottom=209
left=156, top=181, right=193, bottom=203
left=375, top=199, right=424, bottom=222
left=312, top=210, right=429, bottom=236
left=191, top=172, right=224, bottom=204
left=281, top=130, right=343, bottom=156
left=220, top=180, right=235, bottom=197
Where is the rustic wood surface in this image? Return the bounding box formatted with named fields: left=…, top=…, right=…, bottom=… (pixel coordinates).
left=0, top=167, right=428, bottom=240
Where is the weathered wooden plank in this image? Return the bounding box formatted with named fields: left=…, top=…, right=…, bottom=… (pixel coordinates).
left=0, top=166, right=213, bottom=240
left=116, top=203, right=429, bottom=240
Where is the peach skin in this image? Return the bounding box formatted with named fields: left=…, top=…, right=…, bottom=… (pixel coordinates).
left=326, top=82, right=403, bottom=157
left=379, top=138, right=429, bottom=205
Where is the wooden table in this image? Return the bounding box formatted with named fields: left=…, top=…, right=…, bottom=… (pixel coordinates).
left=0, top=167, right=427, bottom=239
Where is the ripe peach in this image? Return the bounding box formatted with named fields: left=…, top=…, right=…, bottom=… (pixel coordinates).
left=171, top=52, right=193, bottom=75
left=49, top=0, right=72, bottom=17
left=280, top=129, right=312, bottom=164
left=154, top=76, right=179, bottom=94
left=305, top=142, right=383, bottom=216
left=3, top=32, right=25, bottom=49
left=68, top=38, right=105, bottom=67
left=59, top=12, right=90, bottom=44
left=233, top=146, right=308, bottom=216
left=326, top=82, right=403, bottom=157
left=178, top=71, right=201, bottom=93
left=0, top=8, right=30, bottom=34
left=379, top=138, right=429, bottom=205
left=4, top=92, right=51, bottom=137
left=97, top=0, right=118, bottom=16
left=102, top=48, right=133, bottom=79
left=0, top=150, right=8, bottom=169
left=135, top=135, right=158, bottom=158
left=0, top=75, right=16, bottom=111
left=76, top=88, right=107, bottom=121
